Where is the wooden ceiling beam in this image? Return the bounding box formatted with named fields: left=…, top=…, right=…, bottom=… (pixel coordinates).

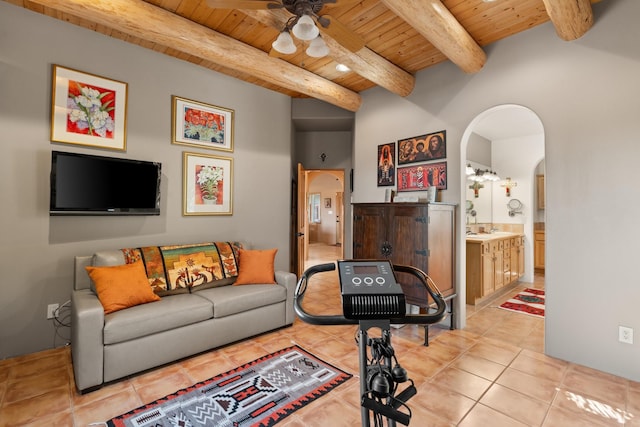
left=27, top=0, right=362, bottom=111
left=379, top=0, right=486, bottom=74
left=541, top=0, right=594, bottom=41
left=244, top=9, right=415, bottom=97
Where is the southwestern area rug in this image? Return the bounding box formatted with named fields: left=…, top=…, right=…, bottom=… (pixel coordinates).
left=106, top=345, right=352, bottom=427
left=498, top=288, right=545, bottom=318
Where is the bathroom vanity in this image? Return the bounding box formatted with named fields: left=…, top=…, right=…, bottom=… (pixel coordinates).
left=466, top=232, right=524, bottom=305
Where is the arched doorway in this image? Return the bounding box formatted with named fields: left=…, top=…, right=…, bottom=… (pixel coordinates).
left=458, top=104, right=545, bottom=328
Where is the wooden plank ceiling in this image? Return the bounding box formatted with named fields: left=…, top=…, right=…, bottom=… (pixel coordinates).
left=6, top=0, right=597, bottom=111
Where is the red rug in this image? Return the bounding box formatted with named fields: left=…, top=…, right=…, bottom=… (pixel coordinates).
left=106, top=345, right=352, bottom=427
left=499, top=288, right=545, bottom=318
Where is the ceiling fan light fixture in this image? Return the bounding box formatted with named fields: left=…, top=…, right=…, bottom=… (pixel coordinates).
left=306, top=35, right=329, bottom=57
left=272, top=30, right=297, bottom=54
left=292, top=14, right=319, bottom=41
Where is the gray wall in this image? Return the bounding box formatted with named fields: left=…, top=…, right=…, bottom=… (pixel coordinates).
left=353, top=0, right=640, bottom=381
left=0, top=3, right=292, bottom=359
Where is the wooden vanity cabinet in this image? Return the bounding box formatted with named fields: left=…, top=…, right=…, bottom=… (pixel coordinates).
left=466, top=234, right=524, bottom=305
left=534, top=230, right=545, bottom=270
left=352, top=203, right=456, bottom=305
left=537, top=175, right=545, bottom=209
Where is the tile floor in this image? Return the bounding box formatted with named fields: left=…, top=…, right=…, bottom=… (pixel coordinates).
left=0, top=243, right=638, bottom=426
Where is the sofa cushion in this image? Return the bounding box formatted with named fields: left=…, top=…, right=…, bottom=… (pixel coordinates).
left=194, top=284, right=286, bottom=318
left=233, top=248, right=277, bottom=285
left=86, top=261, right=160, bottom=314
left=103, top=294, right=214, bottom=345
left=119, top=241, right=244, bottom=295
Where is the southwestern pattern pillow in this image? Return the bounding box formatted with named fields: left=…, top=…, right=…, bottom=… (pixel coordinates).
left=120, top=241, right=243, bottom=296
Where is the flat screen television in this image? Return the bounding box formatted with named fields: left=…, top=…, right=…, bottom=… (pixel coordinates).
left=50, top=150, right=161, bottom=216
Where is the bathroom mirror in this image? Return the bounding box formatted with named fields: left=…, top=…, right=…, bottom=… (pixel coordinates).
left=465, top=160, right=493, bottom=224
left=466, top=130, right=495, bottom=225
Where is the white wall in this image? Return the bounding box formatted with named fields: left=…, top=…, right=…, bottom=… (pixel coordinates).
left=0, top=3, right=292, bottom=359
left=354, top=1, right=640, bottom=381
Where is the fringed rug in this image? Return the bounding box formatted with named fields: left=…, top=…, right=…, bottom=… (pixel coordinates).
left=499, top=288, right=545, bottom=318
left=106, top=345, right=352, bottom=427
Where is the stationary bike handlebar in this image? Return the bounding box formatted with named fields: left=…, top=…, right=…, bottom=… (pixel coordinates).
left=294, top=262, right=447, bottom=326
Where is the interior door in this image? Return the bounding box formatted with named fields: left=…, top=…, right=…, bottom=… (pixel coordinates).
left=335, top=191, right=344, bottom=248
left=295, top=163, right=307, bottom=278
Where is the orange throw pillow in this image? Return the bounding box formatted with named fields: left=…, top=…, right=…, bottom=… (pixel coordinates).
left=233, top=248, right=277, bottom=285
left=86, top=261, right=160, bottom=314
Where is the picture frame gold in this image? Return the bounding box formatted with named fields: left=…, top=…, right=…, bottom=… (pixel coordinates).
left=183, top=152, right=233, bottom=216
left=50, top=65, right=128, bottom=151
left=172, top=96, right=234, bottom=152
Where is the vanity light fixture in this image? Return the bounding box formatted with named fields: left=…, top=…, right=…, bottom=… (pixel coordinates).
left=467, top=167, right=500, bottom=182
left=467, top=165, right=500, bottom=197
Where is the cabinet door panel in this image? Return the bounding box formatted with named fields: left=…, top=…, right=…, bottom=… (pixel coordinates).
left=389, top=205, right=428, bottom=267
left=390, top=205, right=428, bottom=305
left=482, top=253, right=494, bottom=296
left=353, top=206, right=387, bottom=259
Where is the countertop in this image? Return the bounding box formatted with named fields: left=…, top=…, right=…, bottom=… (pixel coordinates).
left=466, top=231, right=522, bottom=242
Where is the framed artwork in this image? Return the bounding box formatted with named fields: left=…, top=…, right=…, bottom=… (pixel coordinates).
left=183, top=152, right=233, bottom=216
left=397, top=162, right=447, bottom=192
left=50, top=65, right=128, bottom=151
left=324, top=198, right=331, bottom=208
left=397, top=130, right=446, bottom=165
left=377, top=142, right=395, bottom=187
left=172, top=96, right=234, bottom=152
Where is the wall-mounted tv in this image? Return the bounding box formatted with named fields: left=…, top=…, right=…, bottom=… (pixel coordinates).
left=50, top=151, right=161, bottom=216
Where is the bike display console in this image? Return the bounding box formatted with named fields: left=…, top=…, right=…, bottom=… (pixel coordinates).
left=338, top=260, right=406, bottom=320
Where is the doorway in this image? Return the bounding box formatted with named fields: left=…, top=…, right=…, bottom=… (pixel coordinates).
left=459, top=104, right=545, bottom=328
left=294, top=166, right=345, bottom=276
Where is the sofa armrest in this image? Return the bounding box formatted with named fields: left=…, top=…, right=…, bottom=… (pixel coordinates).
left=71, top=289, right=105, bottom=392
left=275, top=271, right=297, bottom=325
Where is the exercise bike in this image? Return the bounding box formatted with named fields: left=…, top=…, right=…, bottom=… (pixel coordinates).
left=294, top=260, right=447, bottom=427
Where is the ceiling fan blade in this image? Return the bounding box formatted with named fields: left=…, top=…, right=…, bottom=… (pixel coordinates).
left=318, top=14, right=365, bottom=53
left=205, top=0, right=281, bottom=10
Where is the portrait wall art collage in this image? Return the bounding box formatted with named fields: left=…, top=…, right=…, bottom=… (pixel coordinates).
left=50, top=64, right=235, bottom=216
left=377, top=130, right=447, bottom=192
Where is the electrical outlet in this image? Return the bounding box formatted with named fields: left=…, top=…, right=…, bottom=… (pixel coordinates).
left=47, top=303, right=59, bottom=320
left=619, top=326, right=634, bottom=344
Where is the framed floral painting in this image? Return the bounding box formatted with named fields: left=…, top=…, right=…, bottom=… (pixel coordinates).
left=50, top=65, right=128, bottom=151
left=183, top=152, right=233, bottom=216
left=172, top=96, right=234, bottom=152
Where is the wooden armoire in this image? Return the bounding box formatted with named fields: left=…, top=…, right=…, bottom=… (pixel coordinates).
left=352, top=202, right=456, bottom=341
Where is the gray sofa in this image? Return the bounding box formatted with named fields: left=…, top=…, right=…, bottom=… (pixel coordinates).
left=71, top=247, right=297, bottom=393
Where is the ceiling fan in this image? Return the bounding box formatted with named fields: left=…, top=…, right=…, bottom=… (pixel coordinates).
left=205, top=0, right=365, bottom=57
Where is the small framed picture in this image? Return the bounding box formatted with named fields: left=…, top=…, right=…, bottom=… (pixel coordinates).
left=397, top=162, right=447, bottom=192
left=50, top=65, right=128, bottom=151
left=397, top=130, right=446, bottom=165
left=183, top=152, right=233, bottom=216
left=324, top=198, right=331, bottom=208
left=377, top=143, right=395, bottom=187
left=172, top=96, right=234, bottom=152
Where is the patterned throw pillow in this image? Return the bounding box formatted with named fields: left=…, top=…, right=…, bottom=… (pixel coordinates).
left=189, top=241, right=243, bottom=291
left=120, top=241, right=243, bottom=295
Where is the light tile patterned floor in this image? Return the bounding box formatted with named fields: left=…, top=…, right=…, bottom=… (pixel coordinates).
left=1, top=243, right=638, bottom=426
